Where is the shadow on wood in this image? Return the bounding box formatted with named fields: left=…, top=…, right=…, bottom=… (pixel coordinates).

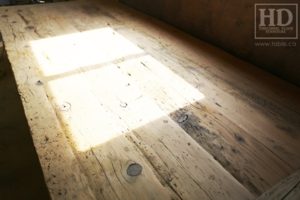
left=0, top=41, right=50, bottom=200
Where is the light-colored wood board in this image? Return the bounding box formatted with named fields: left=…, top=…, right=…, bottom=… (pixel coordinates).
left=0, top=0, right=299, bottom=199
left=0, top=7, right=96, bottom=199
left=53, top=0, right=300, bottom=172
left=114, top=54, right=291, bottom=195
left=39, top=0, right=300, bottom=195
left=80, top=59, right=253, bottom=200
left=0, top=1, right=254, bottom=199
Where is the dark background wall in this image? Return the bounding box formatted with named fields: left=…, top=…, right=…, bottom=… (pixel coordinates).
left=120, top=0, right=300, bottom=86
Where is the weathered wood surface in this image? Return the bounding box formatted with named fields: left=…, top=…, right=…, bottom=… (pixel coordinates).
left=257, top=170, right=300, bottom=200
left=0, top=0, right=299, bottom=199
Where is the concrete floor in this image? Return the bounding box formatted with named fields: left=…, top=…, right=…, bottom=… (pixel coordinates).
left=0, top=51, right=50, bottom=199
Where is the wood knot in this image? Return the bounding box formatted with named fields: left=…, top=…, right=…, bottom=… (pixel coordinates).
left=127, top=163, right=143, bottom=177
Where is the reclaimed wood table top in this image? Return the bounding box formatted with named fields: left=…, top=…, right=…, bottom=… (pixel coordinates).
left=0, top=0, right=299, bottom=199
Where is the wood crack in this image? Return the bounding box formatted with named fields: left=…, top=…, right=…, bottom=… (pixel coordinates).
left=17, top=12, right=30, bottom=25
left=281, top=180, right=300, bottom=199
left=158, top=138, right=214, bottom=200
left=126, top=134, right=183, bottom=200
left=90, top=149, right=121, bottom=200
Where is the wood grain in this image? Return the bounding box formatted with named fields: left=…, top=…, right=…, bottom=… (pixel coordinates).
left=0, top=0, right=299, bottom=199
left=257, top=170, right=300, bottom=200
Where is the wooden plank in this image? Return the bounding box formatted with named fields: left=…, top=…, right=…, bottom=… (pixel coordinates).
left=58, top=0, right=300, bottom=172
left=31, top=21, right=252, bottom=199
left=0, top=0, right=299, bottom=199
left=0, top=6, right=96, bottom=199
left=0, top=1, right=254, bottom=199
left=41, top=64, right=177, bottom=200
left=257, top=170, right=300, bottom=200
left=113, top=54, right=291, bottom=195
left=49, top=0, right=299, bottom=195
left=0, top=42, right=50, bottom=200
left=111, top=13, right=300, bottom=169
left=80, top=55, right=253, bottom=200
left=285, top=182, right=300, bottom=200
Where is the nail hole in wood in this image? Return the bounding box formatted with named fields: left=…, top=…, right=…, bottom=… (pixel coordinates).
left=36, top=80, right=43, bottom=85
left=120, top=102, right=128, bottom=108
left=127, top=163, right=142, bottom=177
left=178, top=114, right=189, bottom=123
left=60, top=102, right=71, bottom=111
